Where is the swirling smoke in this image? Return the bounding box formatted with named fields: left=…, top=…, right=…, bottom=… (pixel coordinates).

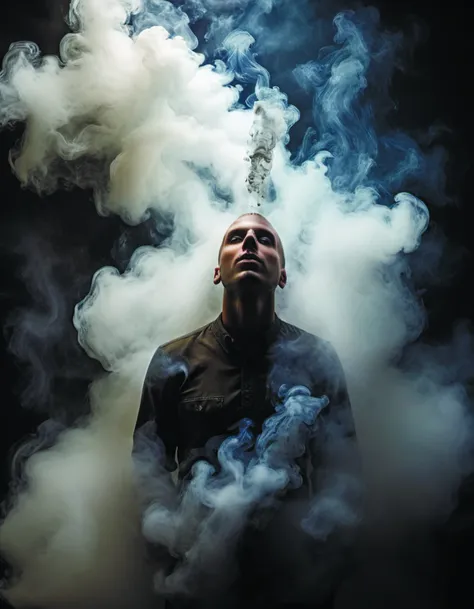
left=0, top=0, right=472, bottom=607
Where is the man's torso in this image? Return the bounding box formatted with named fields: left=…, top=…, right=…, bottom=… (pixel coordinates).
left=138, top=315, right=349, bottom=489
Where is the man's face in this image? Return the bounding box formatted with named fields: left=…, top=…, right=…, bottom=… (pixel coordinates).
left=214, top=214, right=287, bottom=293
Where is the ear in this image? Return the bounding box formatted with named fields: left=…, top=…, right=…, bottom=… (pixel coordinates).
left=278, top=269, right=287, bottom=289
left=214, top=266, right=222, bottom=285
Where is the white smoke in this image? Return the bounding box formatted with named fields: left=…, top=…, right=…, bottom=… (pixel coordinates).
left=246, top=100, right=289, bottom=207
left=0, top=0, right=472, bottom=607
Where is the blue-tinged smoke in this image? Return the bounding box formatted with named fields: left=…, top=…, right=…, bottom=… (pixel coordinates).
left=256, top=385, right=327, bottom=481
left=0, top=0, right=471, bottom=607
left=130, top=0, right=199, bottom=49
left=190, top=0, right=446, bottom=205
left=291, top=8, right=446, bottom=202
left=141, top=385, right=331, bottom=598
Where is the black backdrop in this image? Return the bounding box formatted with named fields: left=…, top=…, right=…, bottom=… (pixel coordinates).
left=1, top=0, right=473, bottom=607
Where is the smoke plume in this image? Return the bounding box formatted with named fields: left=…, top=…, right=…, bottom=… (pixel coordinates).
left=0, top=0, right=472, bottom=607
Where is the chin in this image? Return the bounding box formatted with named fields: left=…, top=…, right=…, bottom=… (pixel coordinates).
left=236, top=273, right=271, bottom=291
left=224, top=270, right=272, bottom=291
left=238, top=270, right=264, bottom=281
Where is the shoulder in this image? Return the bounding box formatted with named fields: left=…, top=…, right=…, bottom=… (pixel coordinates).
left=274, top=320, right=351, bottom=419
left=277, top=317, right=332, bottom=353
left=145, top=320, right=213, bottom=381
left=276, top=317, right=345, bottom=378
left=159, top=321, right=212, bottom=357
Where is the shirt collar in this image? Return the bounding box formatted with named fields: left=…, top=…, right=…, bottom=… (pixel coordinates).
left=210, top=313, right=282, bottom=354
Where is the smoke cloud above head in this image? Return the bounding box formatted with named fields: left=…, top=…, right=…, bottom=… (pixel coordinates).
left=0, top=0, right=472, bottom=607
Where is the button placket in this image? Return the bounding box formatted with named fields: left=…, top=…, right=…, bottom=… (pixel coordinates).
left=240, top=364, right=254, bottom=416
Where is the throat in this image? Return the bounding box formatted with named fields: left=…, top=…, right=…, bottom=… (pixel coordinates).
left=222, top=292, right=275, bottom=338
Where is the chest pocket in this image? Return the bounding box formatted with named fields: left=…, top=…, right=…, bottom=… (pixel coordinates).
left=179, top=396, right=225, bottom=416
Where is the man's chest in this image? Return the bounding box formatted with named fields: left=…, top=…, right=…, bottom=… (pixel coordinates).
left=172, top=344, right=326, bottom=450
left=177, top=353, right=274, bottom=435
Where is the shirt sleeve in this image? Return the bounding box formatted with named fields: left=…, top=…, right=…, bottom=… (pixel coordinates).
left=317, top=340, right=355, bottom=433
left=135, top=348, right=183, bottom=472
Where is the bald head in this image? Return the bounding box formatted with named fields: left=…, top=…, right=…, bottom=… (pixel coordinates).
left=214, top=212, right=287, bottom=293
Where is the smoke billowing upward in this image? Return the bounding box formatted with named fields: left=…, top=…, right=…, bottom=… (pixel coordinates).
left=0, top=0, right=472, bottom=607
left=246, top=99, right=290, bottom=207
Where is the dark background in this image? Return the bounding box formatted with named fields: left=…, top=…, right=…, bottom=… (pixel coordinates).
left=1, top=0, right=473, bottom=607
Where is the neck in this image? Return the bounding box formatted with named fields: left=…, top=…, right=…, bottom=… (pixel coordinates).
left=221, top=290, right=275, bottom=338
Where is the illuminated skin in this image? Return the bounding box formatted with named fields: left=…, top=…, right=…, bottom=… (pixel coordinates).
left=213, top=213, right=287, bottom=338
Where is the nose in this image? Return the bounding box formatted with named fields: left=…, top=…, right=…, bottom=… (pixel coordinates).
left=242, top=230, right=258, bottom=251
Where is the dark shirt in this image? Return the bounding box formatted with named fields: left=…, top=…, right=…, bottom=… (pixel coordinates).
left=136, top=314, right=354, bottom=496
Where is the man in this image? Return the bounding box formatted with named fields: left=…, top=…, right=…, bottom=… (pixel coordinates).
left=136, top=212, right=356, bottom=608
